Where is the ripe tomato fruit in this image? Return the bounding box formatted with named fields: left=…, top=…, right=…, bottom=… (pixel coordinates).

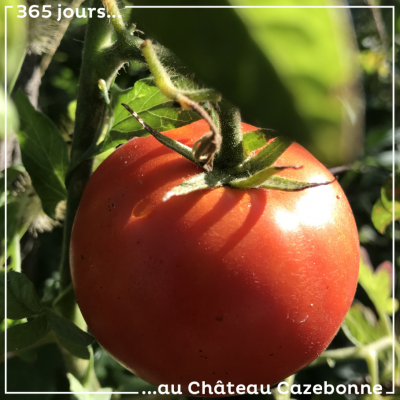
left=71, top=120, right=359, bottom=395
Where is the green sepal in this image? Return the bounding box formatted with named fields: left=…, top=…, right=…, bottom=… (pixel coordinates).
left=230, top=166, right=301, bottom=189
left=163, top=135, right=335, bottom=200
left=244, top=137, right=292, bottom=174
left=163, top=171, right=226, bottom=201
left=242, top=128, right=275, bottom=157
left=258, top=176, right=335, bottom=191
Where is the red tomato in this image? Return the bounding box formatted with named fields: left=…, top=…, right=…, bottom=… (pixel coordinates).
left=70, top=120, right=359, bottom=395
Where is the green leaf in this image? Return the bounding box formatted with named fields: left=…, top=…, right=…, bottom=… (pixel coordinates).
left=381, top=174, right=400, bottom=218
left=343, top=303, right=387, bottom=346
left=7, top=271, right=43, bottom=320
left=242, top=128, right=275, bottom=156
left=45, top=309, right=94, bottom=348
left=58, top=336, right=91, bottom=360
left=133, top=0, right=363, bottom=165
left=97, top=76, right=202, bottom=153
left=371, top=199, right=393, bottom=234
left=14, top=90, right=69, bottom=219
left=371, top=175, right=400, bottom=234
left=68, top=373, right=112, bottom=400
left=358, top=250, right=395, bottom=318
left=3, top=314, right=49, bottom=353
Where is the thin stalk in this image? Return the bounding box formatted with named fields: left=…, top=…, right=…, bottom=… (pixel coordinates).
left=9, top=233, right=21, bottom=272
left=311, top=336, right=394, bottom=366
left=365, top=350, right=380, bottom=400
left=272, top=374, right=295, bottom=400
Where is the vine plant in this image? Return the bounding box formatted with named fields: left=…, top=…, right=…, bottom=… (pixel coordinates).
left=2, top=0, right=399, bottom=398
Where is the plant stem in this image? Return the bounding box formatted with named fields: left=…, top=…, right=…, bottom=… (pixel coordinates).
left=213, top=101, right=244, bottom=169
left=278, top=374, right=295, bottom=400
left=59, top=0, right=118, bottom=293
left=9, top=233, right=21, bottom=272
left=311, top=336, right=394, bottom=366
left=365, top=350, right=380, bottom=400
left=57, top=0, right=130, bottom=387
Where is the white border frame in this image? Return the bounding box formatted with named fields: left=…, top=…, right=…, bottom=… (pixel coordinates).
left=3, top=4, right=396, bottom=396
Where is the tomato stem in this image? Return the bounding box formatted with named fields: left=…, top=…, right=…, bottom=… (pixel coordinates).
left=213, top=101, right=245, bottom=169
left=365, top=351, right=380, bottom=400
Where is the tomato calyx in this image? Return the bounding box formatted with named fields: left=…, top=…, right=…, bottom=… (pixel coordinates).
left=121, top=103, right=335, bottom=201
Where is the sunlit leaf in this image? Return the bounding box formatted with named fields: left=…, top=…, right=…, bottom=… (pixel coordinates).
left=343, top=303, right=387, bottom=346
left=358, top=249, right=397, bottom=318
left=371, top=198, right=393, bottom=234
left=97, top=76, right=202, bottom=153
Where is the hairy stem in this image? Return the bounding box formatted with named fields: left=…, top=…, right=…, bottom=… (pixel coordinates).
left=213, top=101, right=244, bottom=169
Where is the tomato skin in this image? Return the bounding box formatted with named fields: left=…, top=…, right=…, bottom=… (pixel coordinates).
left=70, top=120, right=359, bottom=395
